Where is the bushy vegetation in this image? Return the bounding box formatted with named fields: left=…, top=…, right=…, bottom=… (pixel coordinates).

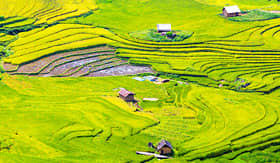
left=0, top=61, right=4, bottom=73
left=129, top=29, right=193, bottom=42
left=0, top=17, right=39, bottom=35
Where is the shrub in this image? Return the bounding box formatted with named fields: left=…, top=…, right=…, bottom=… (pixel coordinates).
left=0, top=61, right=4, bottom=73
left=2, top=47, right=13, bottom=57
left=196, top=113, right=205, bottom=125
left=166, top=31, right=173, bottom=38
left=129, top=29, right=192, bottom=42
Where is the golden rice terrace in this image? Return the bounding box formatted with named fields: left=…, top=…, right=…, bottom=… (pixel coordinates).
left=0, top=0, right=280, bottom=162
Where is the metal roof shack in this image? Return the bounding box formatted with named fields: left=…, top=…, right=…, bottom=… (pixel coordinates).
left=223, top=5, right=241, bottom=17
left=157, top=24, right=172, bottom=33
left=156, top=140, right=173, bottom=155
left=118, top=88, right=135, bottom=102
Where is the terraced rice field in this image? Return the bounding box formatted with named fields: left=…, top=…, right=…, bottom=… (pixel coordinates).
left=0, top=33, right=15, bottom=45
left=4, top=46, right=119, bottom=76
left=4, top=22, right=280, bottom=92
left=0, top=75, right=279, bottom=162
left=0, top=0, right=97, bottom=24
left=1, top=0, right=280, bottom=162
left=4, top=46, right=154, bottom=77
left=2, top=24, right=154, bottom=77
left=143, top=84, right=280, bottom=161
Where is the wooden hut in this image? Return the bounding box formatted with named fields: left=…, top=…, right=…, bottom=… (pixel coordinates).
left=156, top=140, right=173, bottom=155
left=118, top=88, right=135, bottom=102
left=157, top=24, right=172, bottom=33
left=223, top=5, right=241, bottom=17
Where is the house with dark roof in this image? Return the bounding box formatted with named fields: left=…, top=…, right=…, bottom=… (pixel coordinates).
left=118, top=88, right=135, bottom=102
left=156, top=140, right=173, bottom=155
left=223, top=5, right=241, bottom=17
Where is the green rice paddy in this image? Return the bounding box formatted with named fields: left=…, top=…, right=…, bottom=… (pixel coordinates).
left=1, top=0, right=280, bottom=162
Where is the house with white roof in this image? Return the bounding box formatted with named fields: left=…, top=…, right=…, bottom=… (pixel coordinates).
left=157, top=24, right=171, bottom=33
left=223, top=5, right=241, bottom=17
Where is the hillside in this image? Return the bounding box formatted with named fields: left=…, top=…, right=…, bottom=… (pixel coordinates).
left=0, top=0, right=280, bottom=162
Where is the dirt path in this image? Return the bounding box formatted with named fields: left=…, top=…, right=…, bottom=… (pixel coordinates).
left=261, top=10, right=280, bottom=14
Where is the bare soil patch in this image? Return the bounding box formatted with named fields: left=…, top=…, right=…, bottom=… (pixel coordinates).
left=262, top=10, right=280, bottom=14
left=5, top=46, right=115, bottom=74
left=72, top=58, right=120, bottom=77
left=3, top=63, right=18, bottom=72
left=39, top=52, right=114, bottom=74
left=40, top=56, right=109, bottom=76
left=4, top=46, right=155, bottom=77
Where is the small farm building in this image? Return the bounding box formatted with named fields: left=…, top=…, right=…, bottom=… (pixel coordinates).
left=223, top=5, right=241, bottom=17
left=156, top=140, right=173, bottom=155
left=118, top=88, right=135, bottom=102
left=157, top=24, right=172, bottom=33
